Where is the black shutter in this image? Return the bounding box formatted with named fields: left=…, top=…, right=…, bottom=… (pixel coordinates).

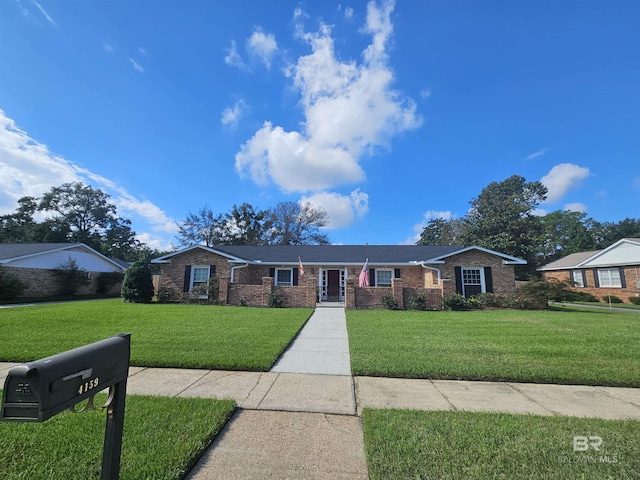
left=209, top=265, right=216, bottom=277
left=455, top=267, right=463, bottom=295
left=293, top=268, right=299, bottom=286
left=593, top=269, right=600, bottom=288
left=269, top=267, right=275, bottom=277
left=394, top=268, right=401, bottom=279
left=369, top=268, right=376, bottom=287
left=619, top=268, right=626, bottom=288
left=183, top=265, right=191, bottom=292
left=484, top=267, right=493, bottom=293
left=581, top=270, right=588, bottom=288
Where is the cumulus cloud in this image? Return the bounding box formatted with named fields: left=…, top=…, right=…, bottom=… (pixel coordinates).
left=224, top=40, right=250, bottom=71
left=247, top=27, right=278, bottom=70
left=563, top=202, right=587, bottom=213
left=301, top=189, right=369, bottom=229
left=525, top=147, right=551, bottom=161
left=344, top=7, right=354, bottom=19
left=540, top=163, right=590, bottom=203
left=0, top=109, right=176, bottom=242
left=221, top=99, right=247, bottom=129
left=235, top=0, right=421, bottom=194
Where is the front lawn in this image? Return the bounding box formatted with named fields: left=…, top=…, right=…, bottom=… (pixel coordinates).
left=347, top=309, right=640, bottom=386
left=0, top=300, right=312, bottom=370
left=363, top=409, right=640, bottom=480
left=0, top=391, right=235, bottom=480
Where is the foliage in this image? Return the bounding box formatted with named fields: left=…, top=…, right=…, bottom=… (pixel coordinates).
left=157, top=285, right=179, bottom=303
left=52, top=257, right=90, bottom=295
left=538, top=210, right=596, bottom=264
left=518, top=279, right=598, bottom=303
left=380, top=293, right=398, bottom=310
left=0, top=266, right=26, bottom=300
left=629, top=296, right=640, bottom=305
left=441, top=293, right=468, bottom=310
left=121, top=260, right=154, bottom=303
left=95, top=271, right=124, bottom=294
left=416, top=217, right=465, bottom=246
left=408, top=293, right=428, bottom=310
left=603, top=295, right=623, bottom=304
left=267, top=291, right=284, bottom=308
left=265, top=201, right=330, bottom=245
left=176, top=204, right=229, bottom=247
left=181, top=277, right=220, bottom=304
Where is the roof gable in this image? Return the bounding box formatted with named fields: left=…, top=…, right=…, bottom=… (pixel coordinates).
left=0, top=243, right=127, bottom=272
left=579, top=238, right=640, bottom=268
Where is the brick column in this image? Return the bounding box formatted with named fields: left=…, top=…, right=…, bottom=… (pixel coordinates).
left=392, top=278, right=404, bottom=309
left=262, top=277, right=273, bottom=306
left=346, top=278, right=356, bottom=309
left=218, top=275, right=230, bottom=304
left=304, top=274, right=318, bottom=307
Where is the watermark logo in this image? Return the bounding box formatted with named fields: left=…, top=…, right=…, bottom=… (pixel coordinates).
left=573, top=435, right=602, bottom=452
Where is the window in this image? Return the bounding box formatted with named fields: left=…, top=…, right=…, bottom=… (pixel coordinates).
left=191, top=266, right=210, bottom=290
left=572, top=270, right=585, bottom=287
left=376, top=269, right=393, bottom=287
left=462, top=267, right=484, bottom=298
left=597, top=268, right=622, bottom=288
left=275, top=268, right=293, bottom=286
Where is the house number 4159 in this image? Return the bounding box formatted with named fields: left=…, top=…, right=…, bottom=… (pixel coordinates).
left=78, top=377, right=99, bottom=395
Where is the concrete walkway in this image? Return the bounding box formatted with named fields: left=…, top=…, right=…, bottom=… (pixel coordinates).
left=1, top=305, right=639, bottom=479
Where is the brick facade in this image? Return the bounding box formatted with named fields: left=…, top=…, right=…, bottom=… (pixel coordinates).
left=6, top=267, right=122, bottom=298
left=542, top=267, right=640, bottom=303
left=440, top=250, right=517, bottom=297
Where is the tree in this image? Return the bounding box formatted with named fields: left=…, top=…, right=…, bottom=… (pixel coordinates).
left=265, top=201, right=330, bottom=245
left=0, top=196, right=41, bottom=242
left=223, top=203, right=269, bottom=245
left=121, top=260, right=154, bottom=303
left=461, top=175, right=547, bottom=275
left=539, top=210, right=594, bottom=264
left=101, top=218, right=141, bottom=261
left=417, top=218, right=465, bottom=245
left=176, top=205, right=227, bottom=247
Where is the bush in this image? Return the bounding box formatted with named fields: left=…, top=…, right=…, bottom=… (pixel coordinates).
left=181, top=278, right=220, bottom=305
left=629, top=296, right=640, bottom=305
left=603, top=295, right=623, bottom=304
left=442, top=294, right=468, bottom=310
left=267, top=291, right=283, bottom=308
left=96, top=271, right=124, bottom=294
left=408, top=293, right=427, bottom=311
left=157, top=285, right=179, bottom=303
left=121, top=261, right=154, bottom=303
left=52, top=258, right=90, bottom=295
left=381, top=294, right=398, bottom=310
left=0, top=266, right=26, bottom=300
left=466, top=296, right=482, bottom=309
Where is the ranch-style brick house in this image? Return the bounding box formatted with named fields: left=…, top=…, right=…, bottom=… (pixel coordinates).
left=152, top=244, right=526, bottom=309
left=538, top=238, right=640, bottom=303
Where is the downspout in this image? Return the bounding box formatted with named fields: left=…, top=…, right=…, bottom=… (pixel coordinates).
left=230, top=263, right=249, bottom=283
left=420, top=262, right=442, bottom=287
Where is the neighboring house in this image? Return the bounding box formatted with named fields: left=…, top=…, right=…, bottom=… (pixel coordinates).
left=0, top=243, right=127, bottom=298
left=538, top=238, right=640, bottom=303
left=152, top=244, right=526, bottom=309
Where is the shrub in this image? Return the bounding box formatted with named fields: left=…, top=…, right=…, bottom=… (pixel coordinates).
left=380, top=294, right=398, bottom=310
left=52, top=257, right=90, bottom=295
left=408, top=293, right=427, bottom=311
left=603, top=295, right=623, bottom=304
left=267, top=291, right=283, bottom=308
left=474, top=292, right=502, bottom=308
left=121, top=261, right=154, bottom=303
left=157, top=285, right=179, bottom=303
left=96, top=271, right=124, bottom=294
left=442, top=294, right=467, bottom=310
left=466, top=296, right=482, bottom=309
left=181, top=278, right=220, bottom=305
left=0, top=266, right=26, bottom=300
left=629, top=296, right=640, bottom=306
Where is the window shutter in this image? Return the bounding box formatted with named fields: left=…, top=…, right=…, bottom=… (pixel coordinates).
left=183, top=265, right=192, bottom=292
left=394, top=268, right=401, bottom=279
left=619, top=268, right=627, bottom=288
left=484, top=267, right=493, bottom=293
left=293, top=268, right=299, bottom=286
left=209, top=265, right=216, bottom=278
left=455, top=267, right=463, bottom=295
left=581, top=270, right=588, bottom=288
left=369, top=268, right=376, bottom=286
left=269, top=267, right=275, bottom=277
left=593, top=269, right=600, bottom=288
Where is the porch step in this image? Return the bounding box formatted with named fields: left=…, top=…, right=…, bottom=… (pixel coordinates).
left=316, top=302, right=346, bottom=308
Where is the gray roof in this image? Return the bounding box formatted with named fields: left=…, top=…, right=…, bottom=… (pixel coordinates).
left=0, top=243, right=83, bottom=261
left=538, top=251, right=601, bottom=270
left=154, top=244, right=526, bottom=265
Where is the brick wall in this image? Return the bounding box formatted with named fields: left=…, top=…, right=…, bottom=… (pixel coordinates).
left=403, top=287, right=443, bottom=310
left=440, top=250, right=517, bottom=297
left=7, top=267, right=122, bottom=298
left=542, top=267, right=640, bottom=303
left=160, top=249, right=234, bottom=294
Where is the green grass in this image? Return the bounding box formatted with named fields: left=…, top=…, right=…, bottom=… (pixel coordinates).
left=363, top=409, right=640, bottom=480
left=0, top=390, right=235, bottom=480
left=559, top=300, right=640, bottom=311
left=347, top=309, right=640, bottom=386
left=0, top=300, right=312, bottom=370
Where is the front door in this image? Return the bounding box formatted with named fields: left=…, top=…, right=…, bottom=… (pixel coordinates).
left=327, top=269, right=341, bottom=301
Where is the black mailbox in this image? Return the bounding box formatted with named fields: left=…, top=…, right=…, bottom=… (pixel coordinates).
left=1, top=333, right=131, bottom=422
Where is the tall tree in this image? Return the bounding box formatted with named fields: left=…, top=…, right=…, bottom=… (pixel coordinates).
left=417, top=218, right=466, bottom=246
left=266, top=201, right=330, bottom=245
left=0, top=196, right=41, bottom=242
left=539, top=210, right=595, bottom=264
left=176, top=205, right=227, bottom=247
left=461, top=175, right=547, bottom=274
left=223, top=203, right=270, bottom=245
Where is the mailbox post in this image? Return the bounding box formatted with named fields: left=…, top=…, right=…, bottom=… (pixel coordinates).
left=1, top=333, right=131, bottom=480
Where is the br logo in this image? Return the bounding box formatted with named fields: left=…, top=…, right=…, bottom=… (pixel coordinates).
left=573, top=436, right=602, bottom=451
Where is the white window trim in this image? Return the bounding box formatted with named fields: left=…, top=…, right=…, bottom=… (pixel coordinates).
left=597, top=268, right=622, bottom=288
left=571, top=270, right=585, bottom=288
left=375, top=268, right=393, bottom=287
left=461, top=267, right=486, bottom=297
left=275, top=268, right=293, bottom=287
left=190, top=265, right=211, bottom=298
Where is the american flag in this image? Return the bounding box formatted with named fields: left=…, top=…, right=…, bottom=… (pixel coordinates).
left=358, top=258, right=369, bottom=287
left=298, top=257, right=304, bottom=277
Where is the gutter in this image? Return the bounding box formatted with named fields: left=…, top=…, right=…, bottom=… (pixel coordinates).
left=419, top=262, right=442, bottom=286
left=230, top=263, right=249, bottom=283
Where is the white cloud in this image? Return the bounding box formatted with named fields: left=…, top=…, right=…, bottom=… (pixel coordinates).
left=221, top=99, right=247, bottom=129
left=224, top=40, right=250, bottom=72
left=344, top=7, right=354, bottom=19
left=420, top=87, right=432, bottom=99
left=32, top=0, right=57, bottom=28
left=235, top=0, right=421, bottom=194
left=0, top=109, right=176, bottom=244
left=128, top=58, right=145, bottom=73
left=404, top=210, right=453, bottom=245
left=104, top=43, right=114, bottom=53
left=525, top=147, right=551, bottom=161
left=138, top=47, right=148, bottom=56
left=540, top=163, right=590, bottom=203
left=563, top=202, right=587, bottom=213
left=247, top=27, right=278, bottom=70
left=301, top=189, right=369, bottom=229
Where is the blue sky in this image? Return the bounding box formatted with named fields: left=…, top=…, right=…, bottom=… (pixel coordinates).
left=1, top=0, right=638, bottom=250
